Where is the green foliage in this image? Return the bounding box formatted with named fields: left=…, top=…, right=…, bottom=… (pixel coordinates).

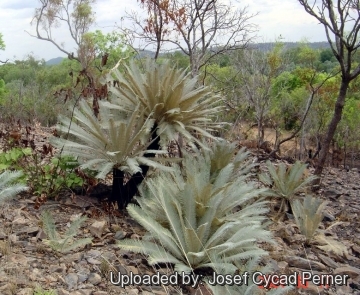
left=33, top=285, right=57, bottom=295
left=0, top=32, right=5, bottom=51
left=0, top=55, right=71, bottom=125
left=259, top=161, right=318, bottom=214
left=26, top=155, right=85, bottom=197
left=117, top=143, right=272, bottom=273
left=292, top=195, right=327, bottom=244
left=0, top=147, right=32, bottom=172
left=40, top=210, right=92, bottom=253
left=107, top=58, right=225, bottom=149
left=84, top=30, right=134, bottom=69
left=0, top=170, right=28, bottom=203
left=0, top=147, right=85, bottom=198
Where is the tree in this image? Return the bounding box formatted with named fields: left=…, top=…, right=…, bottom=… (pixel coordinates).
left=235, top=45, right=284, bottom=146
left=0, top=32, right=8, bottom=64
left=127, top=0, right=256, bottom=76
left=29, top=0, right=110, bottom=117
left=298, top=0, right=360, bottom=183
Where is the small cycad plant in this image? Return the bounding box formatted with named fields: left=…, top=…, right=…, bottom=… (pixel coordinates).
left=259, top=161, right=317, bottom=215
left=117, top=141, right=272, bottom=273
left=292, top=195, right=327, bottom=244
left=40, top=210, right=92, bottom=253
left=0, top=170, right=28, bottom=204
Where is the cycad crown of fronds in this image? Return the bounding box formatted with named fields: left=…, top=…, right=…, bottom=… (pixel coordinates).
left=107, top=59, right=225, bottom=148
left=41, top=210, right=92, bottom=253
left=0, top=170, right=28, bottom=203
left=51, top=101, right=172, bottom=179
left=292, top=195, right=327, bottom=243
left=117, top=142, right=272, bottom=273
left=259, top=160, right=317, bottom=200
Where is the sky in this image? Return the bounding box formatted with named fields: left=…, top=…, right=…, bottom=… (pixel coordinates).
left=0, top=0, right=329, bottom=62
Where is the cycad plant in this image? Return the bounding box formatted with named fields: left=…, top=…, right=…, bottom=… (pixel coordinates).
left=259, top=161, right=317, bottom=216
left=40, top=210, right=92, bottom=253
left=107, top=59, right=224, bottom=149
left=52, top=59, right=224, bottom=209
left=0, top=170, right=28, bottom=203
left=51, top=101, right=172, bottom=208
left=117, top=142, right=272, bottom=274
left=292, top=195, right=327, bottom=244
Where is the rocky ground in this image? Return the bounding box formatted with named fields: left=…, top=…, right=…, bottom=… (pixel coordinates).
left=0, top=125, right=359, bottom=295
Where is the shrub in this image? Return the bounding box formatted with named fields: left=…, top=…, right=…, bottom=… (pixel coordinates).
left=117, top=142, right=272, bottom=273
left=292, top=195, right=327, bottom=244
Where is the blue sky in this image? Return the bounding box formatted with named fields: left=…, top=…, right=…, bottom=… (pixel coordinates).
left=0, top=0, right=328, bottom=62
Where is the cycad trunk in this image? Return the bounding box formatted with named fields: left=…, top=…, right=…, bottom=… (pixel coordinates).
left=111, top=124, right=160, bottom=209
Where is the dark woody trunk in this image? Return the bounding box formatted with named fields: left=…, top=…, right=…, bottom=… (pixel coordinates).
left=313, top=80, right=349, bottom=187
left=110, top=124, right=159, bottom=209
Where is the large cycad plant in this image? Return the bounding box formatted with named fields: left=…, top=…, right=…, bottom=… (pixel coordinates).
left=51, top=100, right=172, bottom=207
left=117, top=142, right=272, bottom=273
left=107, top=59, right=224, bottom=148
left=52, top=59, right=223, bottom=208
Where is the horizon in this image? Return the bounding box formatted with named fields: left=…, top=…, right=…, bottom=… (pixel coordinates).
left=0, top=0, right=330, bottom=62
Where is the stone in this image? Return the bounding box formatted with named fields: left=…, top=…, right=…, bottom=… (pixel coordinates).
left=84, top=249, right=101, bottom=258
left=78, top=289, right=92, bottom=295
left=334, top=266, right=360, bottom=279
left=114, top=231, right=126, bottom=240
left=127, top=289, right=139, bottom=295
left=89, top=220, right=107, bottom=238
left=87, top=272, right=102, bottom=285
left=16, top=288, right=33, bottom=295
left=49, top=264, right=67, bottom=274
left=93, top=292, right=108, bottom=295
left=286, top=256, right=327, bottom=271
left=65, top=273, right=79, bottom=290
left=77, top=269, right=90, bottom=283
left=87, top=257, right=102, bottom=265
left=317, top=254, right=339, bottom=269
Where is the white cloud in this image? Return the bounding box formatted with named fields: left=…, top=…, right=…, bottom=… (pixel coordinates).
left=0, top=0, right=329, bottom=62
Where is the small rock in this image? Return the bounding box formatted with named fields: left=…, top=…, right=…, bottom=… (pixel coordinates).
left=88, top=272, right=102, bottom=285
left=352, top=244, right=360, bottom=255
left=84, top=249, right=101, bottom=258
left=317, top=254, right=339, bottom=269
left=277, top=261, right=288, bottom=270
left=9, top=253, right=28, bottom=266
left=77, top=269, right=90, bottom=283
left=102, top=251, right=117, bottom=262
left=334, top=265, right=360, bottom=279
left=93, top=292, right=108, bottom=295
left=127, top=289, right=139, bottom=295
left=324, top=189, right=342, bottom=198
left=78, top=289, right=92, bottom=295
left=335, top=283, right=354, bottom=295
left=49, top=264, right=67, bottom=274
left=45, top=275, right=58, bottom=282
left=65, top=273, right=79, bottom=290
left=36, top=229, right=47, bottom=240
left=323, top=212, right=336, bottom=222
left=87, top=257, right=102, bottom=265
left=57, top=289, right=70, bottom=295
left=61, top=252, right=82, bottom=263
left=16, top=288, right=33, bottom=295
left=114, top=231, right=126, bottom=240
left=89, top=220, right=107, bottom=238
left=286, top=256, right=327, bottom=271
left=8, top=234, right=18, bottom=243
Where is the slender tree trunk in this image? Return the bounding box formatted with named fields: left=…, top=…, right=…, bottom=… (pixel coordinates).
left=313, top=80, right=349, bottom=184
left=111, top=124, right=160, bottom=209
